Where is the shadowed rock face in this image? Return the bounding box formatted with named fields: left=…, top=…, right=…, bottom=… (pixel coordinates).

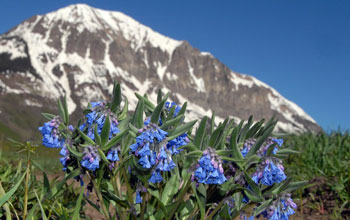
left=0, top=4, right=321, bottom=139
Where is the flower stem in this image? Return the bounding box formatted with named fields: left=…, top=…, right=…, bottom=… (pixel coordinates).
left=91, top=178, right=110, bottom=220
left=140, top=181, right=149, bottom=220
left=205, top=198, right=226, bottom=220
left=23, top=155, right=31, bottom=219
left=168, top=177, right=192, bottom=219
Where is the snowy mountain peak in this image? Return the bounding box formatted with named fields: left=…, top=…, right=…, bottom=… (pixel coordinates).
left=0, top=4, right=321, bottom=139
left=10, top=4, right=182, bottom=56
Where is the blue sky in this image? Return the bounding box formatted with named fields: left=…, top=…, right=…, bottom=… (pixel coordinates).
left=1, top=0, right=349, bottom=131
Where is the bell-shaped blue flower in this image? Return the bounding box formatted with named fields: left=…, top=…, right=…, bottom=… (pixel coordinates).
left=261, top=161, right=287, bottom=186
left=192, top=148, right=227, bottom=185
left=149, top=170, right=163, bottom=183
left=106, top=147, right=119, bottom=162
left=39, top=118, right=65, bottom=148
left=167, top=133, right=189, bottom=155
left=81, top=146, right=100, bottom=171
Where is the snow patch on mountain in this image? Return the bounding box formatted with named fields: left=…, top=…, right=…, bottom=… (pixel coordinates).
left=0, top=38, right=27, bottom=60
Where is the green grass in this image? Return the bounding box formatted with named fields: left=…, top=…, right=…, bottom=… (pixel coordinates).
left=0, top=141, right=61, bottom=173
left=284, top=132, right=350, bottom=219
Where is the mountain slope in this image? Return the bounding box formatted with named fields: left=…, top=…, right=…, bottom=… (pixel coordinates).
left=0, top=4, right=321, bottom=139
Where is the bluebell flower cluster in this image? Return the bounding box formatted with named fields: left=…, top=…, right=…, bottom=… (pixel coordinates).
left=59, top=146, right=70, bottom=171
left=81, top=146, right=100, bottom=171
left=130, top=118, right=176, bottom=183
left=38, top=117, right=65, bottom=148
left=107, top=147, right=120, bottom=162
left=241, top=137, right=287, bottom=186
left=252, top=159, right=286, bottom=186
left=165, top=101, right=181, bottom=117
left=79, top=101, right=120, bottom=140
left=135, top=190, right=142, bottom=204
left=167, top=133, right=189, bottom=155
left=261, top=195, right=297, bottom=220
left=241, top=137, right=283, bottom=158
left=192, top=147, right=227, bottom=184
left=107, top=147, right=120, bottom=170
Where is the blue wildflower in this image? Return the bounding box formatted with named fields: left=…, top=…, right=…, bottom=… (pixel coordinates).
left=59, top=146, right=70, bottom=171
left=192, top=147, right=227, bottom=185
left=81, top=146, right=100, bottom=171
left=165, top=101, right=181, bottom=118
left=261, top=196, right=297, bottom=220
left=106, top=147, right=120, bottom=162
left=135, top=190, right=142, bottom=204
left=130, top=118, right=177, bottom=183
left=149, top=170, right=163, bottom=183
left=260, top=160, right=286, bottom=186
left=241, top=137, right=284, bottom=158
left=39, top=118, right=65, bottom=148
left=130, top=119, right=168, bottom=169
left=167, top=133, right=189, bottom=155
left=80, top=101, right=120, bottom=140
left=156, top=146, right=176, bottom=172
left=241, top=138, right=255, bottom=158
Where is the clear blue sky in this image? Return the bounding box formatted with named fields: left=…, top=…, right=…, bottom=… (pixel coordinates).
left=1, top=0, right=349, bottom=131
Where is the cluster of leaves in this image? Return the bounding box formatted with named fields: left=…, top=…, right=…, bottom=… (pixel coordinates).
left=284, top=132, right=350, bottom=218
left=1, top=82, right=306, bottom=220
left=0, top=141, right=84, bottom=220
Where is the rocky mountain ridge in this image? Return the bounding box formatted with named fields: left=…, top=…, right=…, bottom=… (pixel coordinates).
left=0, top=4, right=321, bottom=139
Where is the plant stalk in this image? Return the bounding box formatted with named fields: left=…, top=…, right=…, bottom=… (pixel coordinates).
left=23, top=156, right=31, bottom=219
left=168, top=177, right=192, bottom=219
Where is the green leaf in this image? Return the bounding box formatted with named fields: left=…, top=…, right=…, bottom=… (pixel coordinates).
left=210, top=112, right=216, bottom=135
left=63, top=95, right=69, bottom=124
left=0, top=172, right=26, bottom=207
left=276, top=148, right=300, bottom=155
left=41, top=113, right=56, bottom=120
left=161, top=175, right=179, bottom=205
left=67, top=145, right=84, bottom=158
left=246, top=125, right=274, bottom=158
left=135, top=92, right=155, bottom=111
left=148, top=189, right=169, bottom=220
left=111, top=82, right=122, bottom=113
left=102, top=191, right=129, bottom=208
left=284, top=180, right=308, bottom=193
left=229, top=125, right=244, bottom=160
left=94, top=124, right=101, bottom=146
left=253, top=199, right=273, bottom=216
left=132, top=99, right=144, bottom=129
left=58, top=99, right=66, bottom=125
left=244, top=171, right=261, bottom=196
left=118, top=97, right=128, bottom=120
left=157, top=89, right=163, bottom=104
left=167, top=120, right=197, bottom=141
left=220, top=156, right=244, bottom=163
left=177, top=143, right=197, bottom=151
left=244, top=189, right=263, bottom=203
left=151, top=99, right=166, bottom=124
left=185, top=150, right=203, bottom=158
left=72, top=186, right=86, bottom=220
left=34, top=191, right=48, bottom=220
left=160, top=114, right=184, bottom=130
left=246, top=119, right=265, bottom=139
left=78, top=128, right=95, bottom=145
left=102, top=129, right=128, bottom=151
left=98, top=148, right=110, bottom=164
left=192, top=183, right=206, bottom=219
left=128, top=122, right=140, bottom=133
left=243, top=155, right=261, bottom=169
left=193, top=116, right=208, bottom=149
left=100, top=115, right=111, bottom=147
left=209, top=118, right=228, bottom=148
left=177, top=102, right=187, bottom=116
